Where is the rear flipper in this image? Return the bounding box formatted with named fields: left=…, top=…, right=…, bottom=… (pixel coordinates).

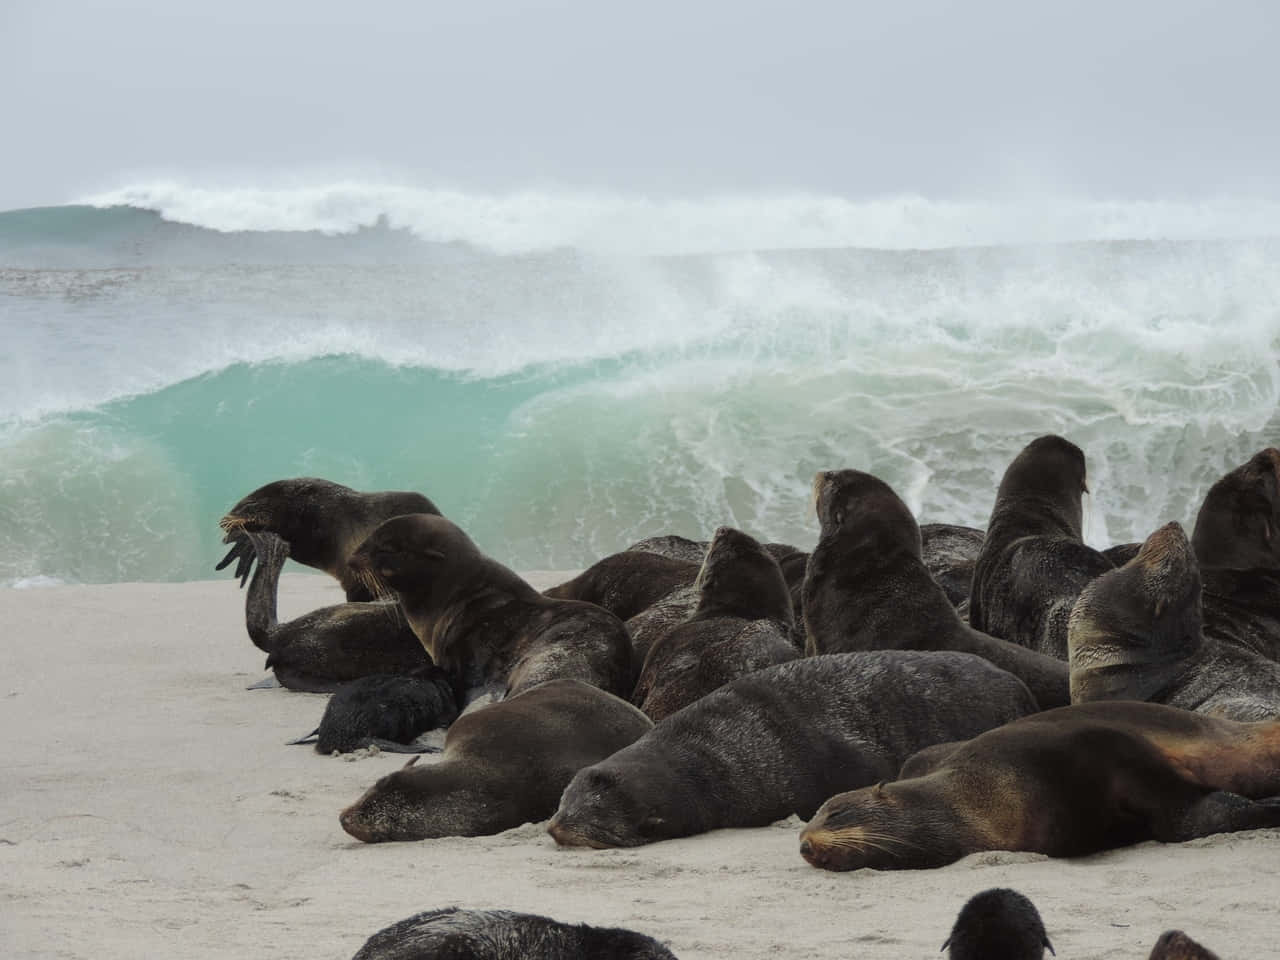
left=216, top=534, right=257, bottom=586
left=247, top=674, right=282, bottom=690
left=287, top=728, right=319, bottom=745
left=367, top=738, right=442, bottom=754
left=1161, top=791, right=1280, bottom=842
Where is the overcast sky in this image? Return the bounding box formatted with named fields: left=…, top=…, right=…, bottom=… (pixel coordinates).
left=3, top=0, right=1279, bottom=210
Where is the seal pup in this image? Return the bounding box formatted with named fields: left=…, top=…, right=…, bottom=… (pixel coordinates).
left=350, top=907, right=677, bottom=960
left=969, top=435, right=1114, bottom=659
left=942, top=888, right=1054, bottom=960
left=1193, top=447, right=1280, bottom=661
left=234, top=531, right=430, bottom=691
left=803, top=470, right=1069, bottom=708
left=543, top=551, right=699, bottom=622
left=218, top=477, right=440, bottom=602
left=1148, top=931, right=1221, bottom=960
left=289, top=667, right=458, bottom=754
left=920, top=523, right=986, bottom=612
left=799, top=699, right=1280, bottom=871
left=631, top=526, right=799, bottom=722
left=339, top=679, right=652, bottom=841
left=348, top=514, right=633, bottom=702
left=1069, top=522, right=1280, bottom=720
left=548, top=650, right=1037, bottom=848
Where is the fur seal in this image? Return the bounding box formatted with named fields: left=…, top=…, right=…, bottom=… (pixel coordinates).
left=920, top=523, right=986, bottom=611
left=543, top=552, right=699, bottom=622
left=547, top=650, right=1037, bottom=848
left=218, top=477, right=440, bottom=602
left=1148, top=931, right=1221, bottom=960
left=803, top=470, right=1069, bottom=708
left=235, top=531, right=430, bottom=691
left=799, top=700, right=1280, bottom=871
left=942, top=888, right=1054, bottom=960
left=289, top=668, right=457, bottom=754
left=350, top=907, right=677, bottom=960
left=1068, top=521, right=1280, bottom=720
left=339, top=679, right=652, bottom=841
left=348, top=514, right=633, bottom=702
left=969, top=435, right=1114, bottom=659
left=625, top=534, right=709, bottom=565
left=631, top=526, right=799, bottom=721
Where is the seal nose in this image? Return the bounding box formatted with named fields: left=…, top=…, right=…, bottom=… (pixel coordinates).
left=339, top=804, right=373, bottom=843
left=799, top=838, right=813, bottom=859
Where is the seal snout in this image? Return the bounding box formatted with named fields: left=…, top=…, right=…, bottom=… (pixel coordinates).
left=546, top=817, right=609, bottom=849
left=339, top=802, right=376, bottom=843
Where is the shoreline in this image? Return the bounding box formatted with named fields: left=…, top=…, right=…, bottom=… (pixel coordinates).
left=2, top=574, right=1275, bottom=959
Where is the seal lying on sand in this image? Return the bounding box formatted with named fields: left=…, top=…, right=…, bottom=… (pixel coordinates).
left=339, top=679, right=652, bottom=841
left=1148, top=931, right=1221, bottom=960
left=348, top=514, right=633, bottom=702
left=631, top=526, right=799, bottom=722
left=1068, top=521, right=1280, bottom=720
left=218, top=477, right=440, bottom=602
left=969, top=435, right=1114, bottom=659
left=235, top=531, right=430, bottom=691
left=803, top=470, right=1069, bottom=708
left=289, top=668, right=458, bottom=754
left=799, top=700, right=1280, bottom=871
left=547, top=651, right=1037, bottom=848
left=942, top=888, right=1053, bottom=960
left=350, top=907, right=677, bottom=960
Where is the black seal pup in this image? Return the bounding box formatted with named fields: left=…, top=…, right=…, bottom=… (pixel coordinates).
left=799, top=700, right=1280, bottom=871
left=1193, top=447, right=1280, bottom=661
left=350, top=907, right=677, bottom=960
left=631, top=526, right=799, bottom=721
left=218, top=477, right=440, bottom=601
left=803, top=470, right=1069, bottom=708
left=968, top=435, right=1114, bottom=659
left=547, top=650, right=1037, bottom=848
left=1069, top=522, right=1280, bottom=720
left=289, top=667, right=458, bottom=754
left=942, top=888, right=1054, bottom=960
left=348, top=514, right=633, bottom=702
left=339, top=679, right=652, bottom=841
left=234, top=531, right=429, bottom=691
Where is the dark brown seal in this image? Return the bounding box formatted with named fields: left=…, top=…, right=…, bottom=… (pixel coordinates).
left=350, top=907, right=677, bottom=960
left=348, top=513, right=633, bottom=702
left=942, top=888, right=1054, bottom=960
left=1068, top=521, right=1280, bottom=720
left=1148, top=930, right=1221, bottom=960
left=218, top=477, right=440, bottom=602
left=339, top=679, right=652, bottom=841
left=547, top=650, right=1037, bottom=848
left=236, top=530, right=430, bottom=691
left=631, top=526, right=799, bottom=722
left=969, top=435, right=1114, bottom=659
left=920, top=523, right=986, bottom=611
left=803, top=470, right=1069, bottom=708
left=799, top=700, right=1280, bottom=871
left=542, top=552, right=699, bottom=622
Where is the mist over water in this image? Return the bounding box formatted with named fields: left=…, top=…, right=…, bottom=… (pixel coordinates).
left=2, top=187, right=1278, bottom=586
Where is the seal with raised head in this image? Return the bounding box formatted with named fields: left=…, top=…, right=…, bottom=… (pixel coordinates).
left=803, top=470, right=1069, bottom=708
left=339, top=678, right=652, bottom=841
left=631, top=526, right=799, bottom=722
left=218, top=477, right=440, bottom=602
left=799, top=699, right=1280, bottom=871
left=968, top=435, right=1114, bottom=659
left=348, top=514, right=634, bottom=703
left=1193, top=447, right=1280, bottom=661
left=1068, top=521, right=1280, bottom=720
left=350, top=907, right=677, bottom=960
left=235, top=530, right=430, bottom=691
left=547, top=650, right=1037, bottom=848
left=942, top=888, right=1054, bottom=960
left=289, top=667, right=458, bottom=754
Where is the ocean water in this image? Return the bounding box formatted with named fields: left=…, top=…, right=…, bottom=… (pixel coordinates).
left=2, top=185, right=1278, bottom=586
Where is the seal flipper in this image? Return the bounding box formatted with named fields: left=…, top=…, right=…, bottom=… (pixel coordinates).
left=243, top=531, right=290, bottom=653
left=247, top=674, right=282, bottom=690
left=287, top=729, right=320, bottom=745
left=1161, top=790, right=1280, bottom=842
left=366, top=738, right=442, bottom=754
left=216, top=535, right=257, bottom=586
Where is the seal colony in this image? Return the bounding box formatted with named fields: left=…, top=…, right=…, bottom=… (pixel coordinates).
left=210, top=445, right=1280, bottom=957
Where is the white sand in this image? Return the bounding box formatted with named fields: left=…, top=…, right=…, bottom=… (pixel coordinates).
left=2, top=573, right=1276, bottom=960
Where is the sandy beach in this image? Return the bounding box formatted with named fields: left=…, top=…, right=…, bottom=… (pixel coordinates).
left=2, top=571, right=1276, bottom=960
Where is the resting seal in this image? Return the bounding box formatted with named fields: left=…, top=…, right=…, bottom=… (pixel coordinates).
left=350, top=907, right=677, bottom=960
left=631, top=526, right=799, bottom=721
left=803, top=470, right=1069, bottom=707
left=969, top=435, right=1113, bottom=659
left=348, top=514, right=633, bottom=702
left=547, top=650, right=1037, bottom=848
left=218, top=477, right=440, bottom=602
left=290, top=668, right=457, bottom=754
left=920, top=523, right=986, bottom=612
left=339, top=679, right=651, bottom=841
left=942, top=888, right=1053, bottom=960
left=1068, top=521, right=1280, bottom=720
left=799, top=700, right=1280, bottom=871
left=1148, top=931, right=1221, bottom=960
left=235, top=531, right=429, bottom=691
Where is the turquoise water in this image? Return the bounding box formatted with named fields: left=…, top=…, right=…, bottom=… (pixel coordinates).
left=2, top=196, right=1279, bottom=585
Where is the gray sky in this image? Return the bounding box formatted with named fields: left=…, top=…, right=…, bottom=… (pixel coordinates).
left=4, top=0, right=1279, bottom=211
